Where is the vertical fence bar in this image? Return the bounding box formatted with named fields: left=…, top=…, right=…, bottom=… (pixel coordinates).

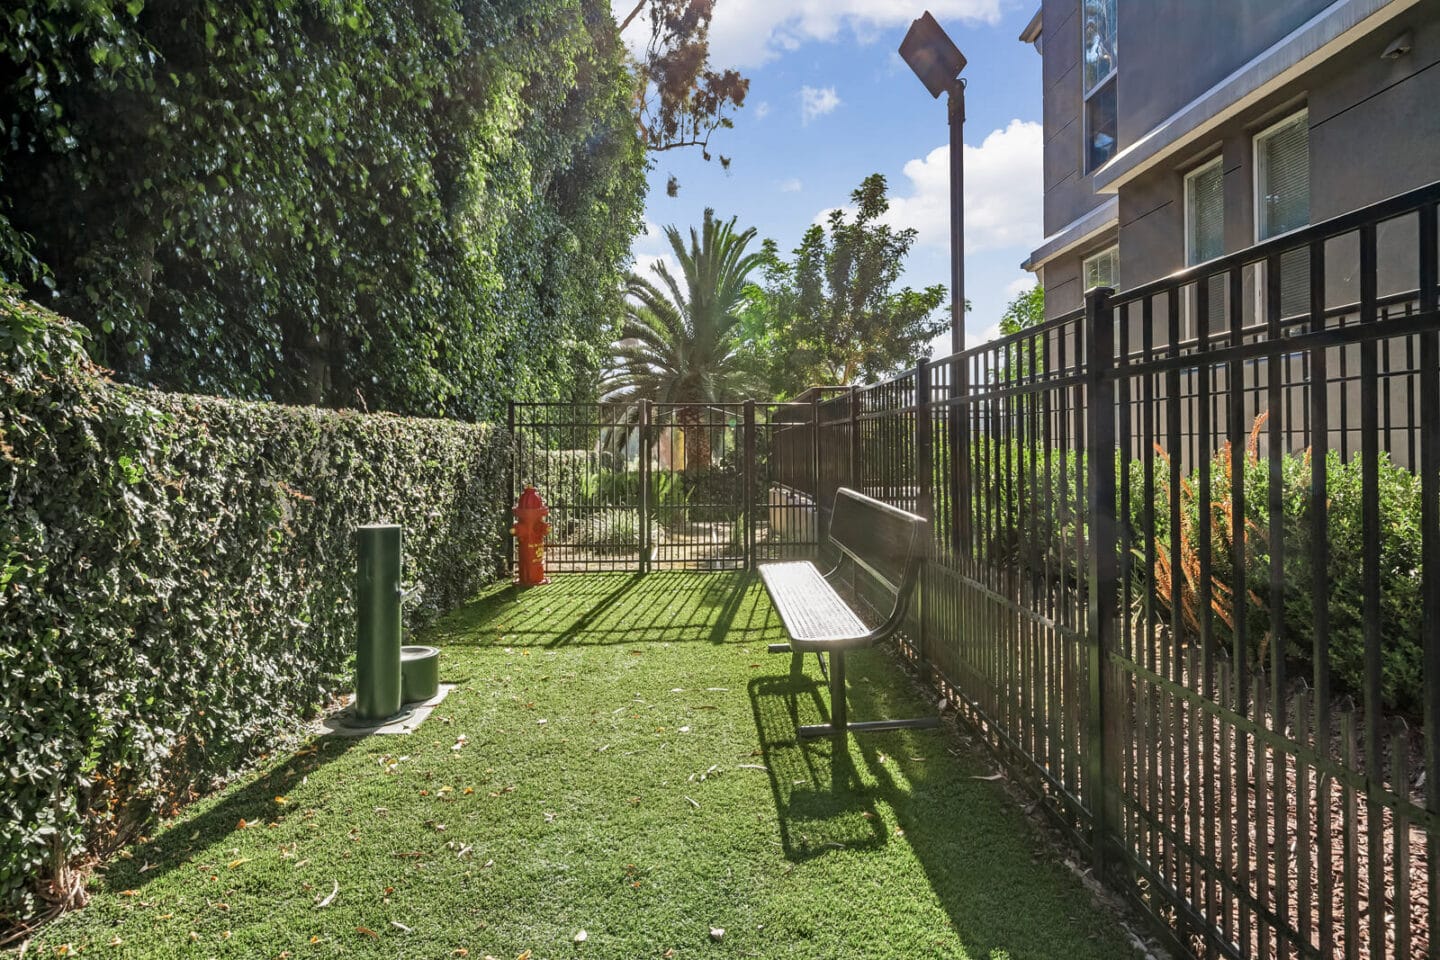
left=506, top=400, right=517, bottom=578
left=849, top=386, right=861, bottom=491
left=1357, top=222, right=1386, bottom=960
left=916, top=359, right=933, bottom=671
left=811, top=396, right=823, bottom=539
left=957, top=351, right=973, bottom=564
left=1417, top=201, right=1440, bottom=960
left=1084, top=286, right=1117, bottom=875
left=744, top=399, right=756, bottom=570
left=639, top=399, right=651, bottom=574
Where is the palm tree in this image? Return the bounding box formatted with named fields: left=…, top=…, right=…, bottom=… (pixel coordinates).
left=605, top=209, right=764, bottom=471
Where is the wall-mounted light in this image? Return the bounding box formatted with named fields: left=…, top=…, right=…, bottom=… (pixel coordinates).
left=1382, top=30, right=1413, bottom=60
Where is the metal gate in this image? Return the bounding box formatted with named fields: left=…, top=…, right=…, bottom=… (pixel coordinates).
left=509, top=398, right=830, bottom=572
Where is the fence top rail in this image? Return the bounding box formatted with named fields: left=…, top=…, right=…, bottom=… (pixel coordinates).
left=1111, top=177, right=1440, bottom=306
left=841, top=177, right=1440, bottom=405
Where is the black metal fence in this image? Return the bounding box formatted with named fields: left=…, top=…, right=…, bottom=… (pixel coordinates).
left=510, top=398, right=826, bottom=572
left=771, top=181, right=1440, bottom=960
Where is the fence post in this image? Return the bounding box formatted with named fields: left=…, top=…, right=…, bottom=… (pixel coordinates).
left=639, top=399, right=651, bottom=574
left=744, top=399, right=756, bottom=570
left=811, top=393, right=823, bottom=542
left=954, top=352, right=971, bottom=563
left=506, top=400, right=516, bottom=578
left=1083, top=286, right=1118, bottom=877
left=915, top=359, right=932, bottom=674
left=849, top=386, right=861, bottom=492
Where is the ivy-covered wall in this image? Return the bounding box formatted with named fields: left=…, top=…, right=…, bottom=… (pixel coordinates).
left=0, top=0, right=646, bottom=419
left=0, top=291, right=509, bottom=922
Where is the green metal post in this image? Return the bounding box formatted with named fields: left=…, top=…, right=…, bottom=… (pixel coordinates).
left=355, top=524, right=404, bottom=723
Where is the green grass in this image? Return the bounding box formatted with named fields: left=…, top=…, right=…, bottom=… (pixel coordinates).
left=29, top=572, right=1139, bottom=959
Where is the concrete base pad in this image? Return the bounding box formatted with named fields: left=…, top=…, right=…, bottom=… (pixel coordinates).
left=317, top=684, right=456, bottom=737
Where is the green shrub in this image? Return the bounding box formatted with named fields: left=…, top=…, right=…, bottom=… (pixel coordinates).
left=947, top=425, right=1425, bottom=715
left=575, top=509, right=641, bottom=552
left=0, top=292, right=507, bottom=922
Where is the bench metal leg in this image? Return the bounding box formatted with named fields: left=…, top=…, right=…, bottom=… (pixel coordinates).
left=830, top=649, right=847, bottom=731
left=795, top=648, right=941, bottom=740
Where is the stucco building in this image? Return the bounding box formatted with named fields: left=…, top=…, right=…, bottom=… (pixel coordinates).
left=1020, top=0, right=1440, bottom=320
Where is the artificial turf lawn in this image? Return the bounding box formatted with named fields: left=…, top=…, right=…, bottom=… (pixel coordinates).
left=30, top=572, right=1139, bottom=959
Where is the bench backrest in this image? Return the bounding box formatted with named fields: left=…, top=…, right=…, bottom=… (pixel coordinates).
left=827, top=487, right=928, bottom=596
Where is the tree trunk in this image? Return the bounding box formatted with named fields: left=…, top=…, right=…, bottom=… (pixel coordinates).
left=678, top=405, right=711, bottom=473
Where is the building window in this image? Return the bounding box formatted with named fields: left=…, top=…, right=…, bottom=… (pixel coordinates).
left=1254, top=109, right=1310, bottom=240
left=1086, top=80, right=1117, bottom=172
left=1082, top=0, right=1116, bottom=92
left=1185, top=157, right=1225, bottom=265
left=1083, top=0, right=1118, bottom=172
left=1255, top=109, right=1311, bottom=316
left=1083, top=245, right=1119, bottom=292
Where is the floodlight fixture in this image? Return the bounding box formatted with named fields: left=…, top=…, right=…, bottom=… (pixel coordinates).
left=899, top=12, right=967, bottom=100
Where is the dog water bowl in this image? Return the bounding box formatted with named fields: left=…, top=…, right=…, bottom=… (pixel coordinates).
left=400, top=645, right=440, bottom=703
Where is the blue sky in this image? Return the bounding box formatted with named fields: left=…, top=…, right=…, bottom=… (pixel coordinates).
left=618, top=1, right=1046, bottom=359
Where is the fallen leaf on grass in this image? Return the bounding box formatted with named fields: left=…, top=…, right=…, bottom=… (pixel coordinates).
left=574, top=930, right=588, bottom=943
left=736, top=764, right=767, bottom=771
left=971, top=773, right=1004, bottom=781
left=710, top=927, right=725, bottom=940
left=685, top=796, right=700, bottom=809
left=315, top=879, right=339, bottom=909
left=357, top=926, right=379, bottom=939
left=391, top=921, right=413, bottom=933
left=228, top=858, right=252, bottom=869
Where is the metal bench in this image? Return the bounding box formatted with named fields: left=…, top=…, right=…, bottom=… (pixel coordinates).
left=760, top=487, right=939, bottom=740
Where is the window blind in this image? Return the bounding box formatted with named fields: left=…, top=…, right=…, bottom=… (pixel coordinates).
left=1257, top=112, right=1310, bottom=240
left=1186, top=160, right=1224, bottom=265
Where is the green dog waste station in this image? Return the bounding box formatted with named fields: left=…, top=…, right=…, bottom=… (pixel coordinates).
left=349, top=523, right=439, bottom=727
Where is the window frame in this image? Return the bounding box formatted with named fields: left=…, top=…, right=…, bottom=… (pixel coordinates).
left=1252, top=108, right=1310, bottom=243
left=1081, top=0, right=1118, bottom=174
left=1084, top=75, right=1118, bottom=174
left=1184, top=155, right=1225, bottom=267
left=1082, top=244, right=1120, bottom=294
left=1080, top=0, right=1117, bottom=96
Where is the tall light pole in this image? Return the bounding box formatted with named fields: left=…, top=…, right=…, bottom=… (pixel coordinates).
left=899, top=11, right=967, bottom=356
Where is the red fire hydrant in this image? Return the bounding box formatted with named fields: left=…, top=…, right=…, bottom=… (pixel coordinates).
left=511, top=484, right=551, bottom=587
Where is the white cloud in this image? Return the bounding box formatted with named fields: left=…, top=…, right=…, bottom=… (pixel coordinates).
left=800, top=85, right=841, bottom=124
left=881, top=119, right=1043, bottom=254
left=695, top=0, right=1003, bottom=69
left=753, top=101, right=771, bottom=120
left=1004, top=275, right=1037, bottom=299
left=631, top=252, right=681, bottom=284
left=974, top=322, right=1005, bottom=345
left=779, top=177, right=803, bottom=193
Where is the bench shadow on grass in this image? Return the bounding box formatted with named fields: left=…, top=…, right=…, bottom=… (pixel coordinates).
left=418, top=572, right=770, bottom=648
left=747, top=657, right=887, bottom=861
left=749, top=647, right=1115, bottom=960
left=97, top=735, right=359, bottom=894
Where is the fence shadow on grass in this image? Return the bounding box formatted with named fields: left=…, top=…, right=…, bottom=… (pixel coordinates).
left=99, top=734, right=360, bottom=894
left=417, top=572, right=780, bottom=648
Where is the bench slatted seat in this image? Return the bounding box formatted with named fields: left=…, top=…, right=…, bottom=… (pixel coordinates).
left=759, top=487, right=938, bottom=740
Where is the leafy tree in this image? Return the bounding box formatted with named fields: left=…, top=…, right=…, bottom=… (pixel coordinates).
left=605, top=209, right=763, bottom=468
left=993, top=282, right=1045, bottom=383
left=618, top=0, right=749, bottom=162
left=999, top=283, right=1045, bottom=335
left=0, top=0, right=647, bottom=420
left=741, top=174, right=947, bottom=392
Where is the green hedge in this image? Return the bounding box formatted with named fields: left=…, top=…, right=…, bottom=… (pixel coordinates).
left=0, top=292, right=508, bottom=922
